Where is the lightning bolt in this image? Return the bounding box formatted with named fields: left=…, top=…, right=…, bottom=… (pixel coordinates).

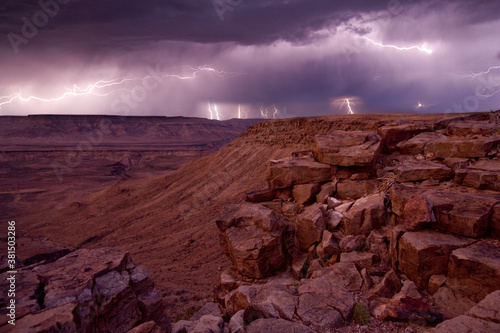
left=459, top=65, right=500, bottom=79
left=259, top=105, right=280, bottom=119
left=360, top=36, right=433, bottom=55
left=237, top=104, right=241, bottom=119
left=451, top=65, right=500, bottom=98
left=0, top=65, right=244, bottom=110
left=0, top=77, right=137, bottom=109
left=272, top=105, right=279, bottom=119
left=260, top=105, right=268, bottom=119
left=213, top=103, right=221, bottom=120
left=339, top=99, right=355, bottom=114
left=415, top=102, right=438, bottom=110
left=208, top=102, right=214, bottom=120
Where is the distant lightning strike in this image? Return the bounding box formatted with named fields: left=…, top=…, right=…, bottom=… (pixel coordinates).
left=0, top=65, right=242, bottom=110
left=260, top=106, right=268, bottom=119
left=360, top=36, right=433, bottom=55
left=207, top=102, right=221, bottom=120
left=340, top=99, right=355, bottom=114
left=460, top=65, right=500, bottom=79
left=260, top=104, right=280, bottom=119
left=416, top=102, right=438, bottom=110
left=455, top=65, right=500, bottom=98
left=237, top=104, right=241, bottom=119
left=272, top=105, right=279, bottom=119
left=213, top=103, right=221, bottom=120
left=0, top=77, right=136, bottom=109
left=208, top=102, right=214, bottom=120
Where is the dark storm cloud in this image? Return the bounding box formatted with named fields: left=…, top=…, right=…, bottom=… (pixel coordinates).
left=5, top=0, right=498, bottom=52
left=0, top=0, right=499, bottom=117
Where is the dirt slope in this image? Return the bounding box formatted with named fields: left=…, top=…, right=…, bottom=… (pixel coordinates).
left=20, top=113, right=472, bottom=318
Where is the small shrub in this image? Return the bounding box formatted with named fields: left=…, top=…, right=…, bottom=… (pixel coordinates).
left=174, top=306, right=201, bottom=322
left=352, top=302, right=370, bottom=326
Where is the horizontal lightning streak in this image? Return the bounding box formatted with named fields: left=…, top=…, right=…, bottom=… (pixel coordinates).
left=360, top=36, right=433, bottom=55
left=0, top=66, right=243, bottom=110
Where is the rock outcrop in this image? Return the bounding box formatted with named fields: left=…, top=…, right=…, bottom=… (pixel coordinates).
left=313, top=131, right=382, bottom=166
left=216, top=204, right=289, bottom=279
left=0, top=248, right=171, bottom=333
left=211, top=114, right=500, bottom=332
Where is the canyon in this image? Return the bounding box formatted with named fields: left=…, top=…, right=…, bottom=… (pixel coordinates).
left=1, top=112, right=499, bottom=332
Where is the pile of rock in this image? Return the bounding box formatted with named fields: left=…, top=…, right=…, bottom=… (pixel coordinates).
left=213, top=117, right=500, bottom=332
left=0, top=248, right=172, bottom=333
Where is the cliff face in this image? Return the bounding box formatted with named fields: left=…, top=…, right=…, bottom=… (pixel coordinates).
left=0, top=115, right=258, bottom=145
left=0, top=115, right=259, bottom=164
left=18, top=112, right=482, bottom=319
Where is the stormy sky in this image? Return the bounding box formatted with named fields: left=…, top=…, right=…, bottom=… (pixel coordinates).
left=0, top=0, right=499, bottom=119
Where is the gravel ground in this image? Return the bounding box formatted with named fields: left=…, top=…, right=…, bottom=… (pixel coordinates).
left=327, top=318, right=432, bottom=333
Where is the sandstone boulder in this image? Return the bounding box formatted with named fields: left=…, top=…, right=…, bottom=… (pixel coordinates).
left=367, top=229, right=389, bottom=258
left=310, top=262, right=363, bottom=292
left=313, top=131, right=382, bottom=167
left=336, top=179, right=379, bottom=200
left=297, top=277, right=355, bottom=330
left=216, top=204, right=288, bottom=279
left=427, top=190, right=497, bottom=238
left=246, top=318, right=313, bottom=333
left=315, top=181, right=337, bottom=204
left=295, top=204, right=325, bottom=251
left=378, top=123, right=431, bottom=152
left=305, top=258, right=325, bottom=279
left=428, top=274, right=447, bottom=295
left=291, top=250, right=309, bottom=279
left=443, top=157, right=471, bottom=171
left=339, top=235, right=366, bottom=252
left=397, top=132, right=448, bottom=155
left=224, top=285, right=259, bottom=317
left=447, top=121, right=500, bottom=136
left=466, top=290, right=500, bottom=323
left=373, top=280, right=442, bottom=325
left=424, top=136, right=500, bottom=159
left=327, top=197, right=342, bottom=209
left=325, top=210, right=343, bottom=231
left=392, top=185, right=500, bottom=238
left=266, top=156, right=336, bottom=190
left=403, top=195, right=437, bottom=231
left=394, top=160, right=453, bottom=183
left=433, top=286, right=476, bottom=319
left=316, top=230, right=341, bottom=258
left=292, top=183, right=320, bottom=205
left=432, top=315, right=500, bottom=333
left=190, top=315, right=224, bottom=333
left=341, top=193, right=386, bottom=236
left=220, top=268, right=241, bottom=292
left=398, top=230, right=475, bottom=289
left=455, top=160, right=500, bottom=191
left=340, top=251, right=375, bottom=271
left=228, top=310, right=245, bottom=333
left=390, top=183, right=423, bottom=217
left=14, top=303, right=79, bottom=333
left=447, top=240, right=500, bottom=301
left=369, top=269, right=402, bottom=298
left=243, top=279, right=298, bottom=322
